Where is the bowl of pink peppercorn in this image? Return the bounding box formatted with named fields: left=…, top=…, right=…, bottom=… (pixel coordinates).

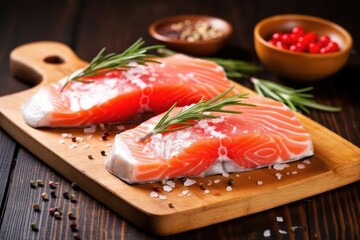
left=254, top=14, right=352, bottom=81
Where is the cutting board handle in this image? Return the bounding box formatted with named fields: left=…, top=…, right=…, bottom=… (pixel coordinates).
left=10, top=41, right=87, bottom=86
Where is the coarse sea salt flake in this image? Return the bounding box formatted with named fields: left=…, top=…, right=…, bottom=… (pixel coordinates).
left=279, top=229, right=287, bottom=234
left=263, top=229, right=271, bottom=237
left=84, top=125, right=96, bottom=133
left=183, top=178, right=196, bottom=186
left=181, top=190, right=189, bottom=195
left=150, top=191, right=159, bottom=198
left=61, top=133, right=72, bottom=138
left=214, top=179, right=221, bottom=184
left=222, top=172, right=229, bottom=178
left=292, top=171, right=298, bottom=175
left=59, top=139, right=65, bottom=144
left=163, top=185, right=173, bottom=192
left=166, top=180, right=175, bottom=188
left=106, top=143, right=112, bottom=147
left=204, top=189, right=210, bottom=194
left=159, top=194, right=167, bottom=200
left=69, top=143, right=77, bottom=149
left=297, top=164, right=305, bottom=169
left=257, top=180, right=263, bottom=185
left=276, top=216, right=284, bottom=222
left=275, top=173, right=282, bottom=180
left=83, top=144, right=90, bottom=149
left=226, top=186, right=232, bottom=191
left=273, top=163, right=290, bottom=170
left=303, top=159, right=311, bottom=164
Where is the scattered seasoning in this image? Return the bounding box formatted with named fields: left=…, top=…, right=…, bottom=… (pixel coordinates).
left=87, top=154, right=94, bottom=160
left=168, top=202, right=174, bottom=208
left=49, top=207, right=58, bottom=216
left=160, top=179, right=167, bottom=186
left=31, top=222, right=39, bottom=232
left=73, top=232, right=81, bottom=240
left=33, top=203, right=41, bottom=212
left=71, top=137, right=77, bottom=142
left=257, top=180, right=263, bottom=186
left=227, top=178, right=234, bottom=186
left=222, top=172, right=229, bottom=178
left=100, top=150, right=106, bottom=156
left=98, top=123, right=106, bottom=131
left=150, top=191, right=159, bottom=198
left=61, top=133, right=72, bottom=138
left=183, top=178, right=196, bottom=187
left=152, top=185, right=159, bottom=192
left=297, top=164, right=306, bottom=169
left=69, top=143, right=77, bottom=150
left=166, top=180, right=175, bottom=188
left=71, top=182, right=80, bottom=190
left=68, top=212, right=76, bottom=220
left=279, top=229, right=287, bottom=235
left=276, top=216, right=284, bottom=222
left=159, top=19, right=224, bottom=42
left=30, top=180, right=37, bottom=188
left=159, top=194, right=167, bottom=200
left=49, top=180, right=57, bottom=189
left=226, top=185, right=232, bottom=191
left=41, top=192, right=49, bottom=201
left=199, top=182, right=206, bottom=191
left=263, top=229, right=271, bottom=237
left=36, top=179, right=44, bottom=187
left=70, top=222, right=78, bottom=232
left=63, top=191, right=70, bottom=199
left=70, top=194, right=77, bottom=203
left=162, top=185, right=173, bottom=192
left=50, top=191, right=57, bottom=198
left=54, top=211, right=62, bottom=219
left=214, top=179, right=221, bottom=184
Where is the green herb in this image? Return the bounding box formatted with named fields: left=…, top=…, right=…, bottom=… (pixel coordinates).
left=61, top=38, right=163, bottom=91
left=251, top=77, right=341, bottom=114
left=204, top=57, right=262, bottom=78
left=202, top=56, right=341, bottom=113
left=139, top=86, right=254, bottom=142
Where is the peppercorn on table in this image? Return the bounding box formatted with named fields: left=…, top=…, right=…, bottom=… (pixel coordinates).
left=0, top=0, right=359, bottom=239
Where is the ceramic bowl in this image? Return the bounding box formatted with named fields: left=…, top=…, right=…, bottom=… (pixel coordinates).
left=149, top=15, right=233, bottom=56
left=254, top=14, right=352, bottom=81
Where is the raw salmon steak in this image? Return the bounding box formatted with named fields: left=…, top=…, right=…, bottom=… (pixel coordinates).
left=21, top=54, right=235, bottom=127
left=105, top=97, right=314, bottom=184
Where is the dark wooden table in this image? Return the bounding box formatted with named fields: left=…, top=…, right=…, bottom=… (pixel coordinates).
left=0, top=0, right=359, bottom=239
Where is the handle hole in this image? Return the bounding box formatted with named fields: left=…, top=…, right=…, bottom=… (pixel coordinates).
left=44, top=56, right=64, bottom=64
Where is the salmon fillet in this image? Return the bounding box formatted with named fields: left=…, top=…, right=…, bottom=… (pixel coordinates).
left=21, top=54, right=234, bottom=127
left=105, top=97, right=314, bottom=184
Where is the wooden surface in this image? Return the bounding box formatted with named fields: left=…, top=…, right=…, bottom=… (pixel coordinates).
left=1, top=41, right=359, bottom=236
left=0, top=0, right=359, bottom=239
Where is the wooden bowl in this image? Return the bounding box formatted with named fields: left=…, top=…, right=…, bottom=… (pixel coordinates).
left=254, top=14, right=352, bottom=81
left=149, top=15, right=233, bottom=56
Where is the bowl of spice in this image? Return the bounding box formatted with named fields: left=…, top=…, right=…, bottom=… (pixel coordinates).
left=149, top=15, right=233, bottom=56
left=254, top=14, right=352, bottom=81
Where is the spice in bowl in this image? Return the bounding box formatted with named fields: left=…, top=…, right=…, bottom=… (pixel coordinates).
left=268, top=25, right=340, bottom=53
left=149, top=15, right=233, bottom=56
left=158, top=19, right=224, bottom=42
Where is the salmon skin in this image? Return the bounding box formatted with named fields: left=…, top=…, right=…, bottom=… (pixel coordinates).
left=21, top=54, right=235, bottom=128
left=105, top=97, right=314, bottom=184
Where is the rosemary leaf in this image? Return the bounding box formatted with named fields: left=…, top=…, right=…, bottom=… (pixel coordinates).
left=61, top=38, right=163, bottom=91
left=139, top=86, right=254, bottom=142
left=251, top=77, right=341, bottom=113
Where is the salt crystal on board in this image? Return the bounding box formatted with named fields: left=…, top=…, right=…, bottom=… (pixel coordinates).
left=276, top=216, right=284, bottom=222
left=183, top=178, right=196, bottom=187
left=69, top=143, right=77, bottom=149
left=303, top=159, right=311, bottom=164
left=279, top=229, right=287, bottom=234
left=222, top=172, right=229, bottom=177
left=61, top=133, right=72, bottom=138
left=150, top=191, right=159, bottom=198
left=166, top=180, right=176, bottom=188
left=297, top=164, right=306, bottom=169
left=84, top=125, right=96, bottom=133
left=214, top=179, right=221, bottom=184
left=273, top=163, right=290, bottom=170
left=275, top=173, right=282, bottom=180
left=226, top=186, right=232, bottom=191
left=163, top=185, right=173, bottom=192
left=159, top=194, right=167, bottom=200
left=263, top=229, right=271, bottom=237
left=257, top=181, right=263, bottom=185
left=59, top=139, right=65, bottom=144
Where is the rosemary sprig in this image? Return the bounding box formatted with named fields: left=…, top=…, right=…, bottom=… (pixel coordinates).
left=204, top=57, right=262, bottom=78
left=61, top=38, right=163, bottom=91
left=139, top=86, right=254, bottom=142
left=251, top=77, right=341, bottom=114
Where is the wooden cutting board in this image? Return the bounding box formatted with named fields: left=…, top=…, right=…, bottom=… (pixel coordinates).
left=1, top=41, right=359, bottom=236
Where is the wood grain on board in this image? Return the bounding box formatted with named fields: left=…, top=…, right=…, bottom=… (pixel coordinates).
left=0, top=41, right=359, bottom=236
